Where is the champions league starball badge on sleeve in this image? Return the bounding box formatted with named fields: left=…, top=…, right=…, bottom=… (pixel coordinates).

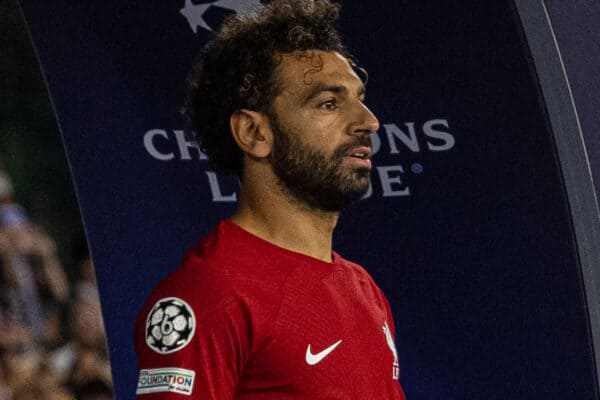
left=145, top=297, right=196, bottom=354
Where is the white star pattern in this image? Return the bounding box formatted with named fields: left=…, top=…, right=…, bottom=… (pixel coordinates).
left=180, top=0, right=263, bottom=33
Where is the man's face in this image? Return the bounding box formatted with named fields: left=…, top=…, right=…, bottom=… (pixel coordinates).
left=268, top=51, right=380, bottom=211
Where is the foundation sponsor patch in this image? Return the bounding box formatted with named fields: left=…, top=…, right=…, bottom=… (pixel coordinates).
left=137, top=367, right=195, bottom=396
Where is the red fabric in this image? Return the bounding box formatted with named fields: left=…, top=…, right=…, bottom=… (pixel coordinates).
left=134, top=220, right=406, bottom=399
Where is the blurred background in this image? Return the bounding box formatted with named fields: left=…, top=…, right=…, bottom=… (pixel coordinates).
left=1, top=1, right=114, bottom=399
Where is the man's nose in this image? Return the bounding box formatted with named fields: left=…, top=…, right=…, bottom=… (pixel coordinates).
left=349, top=101, right=380, bottom=136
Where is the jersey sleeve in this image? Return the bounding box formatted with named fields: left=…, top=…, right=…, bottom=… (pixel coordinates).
left=133, top=293, right=253, bottom=399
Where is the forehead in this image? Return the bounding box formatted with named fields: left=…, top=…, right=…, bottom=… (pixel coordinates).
left=274, top=50, right=364, bottom=95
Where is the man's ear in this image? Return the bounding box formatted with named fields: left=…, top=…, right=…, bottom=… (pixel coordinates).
left=230, top=109, right=272, bottom=158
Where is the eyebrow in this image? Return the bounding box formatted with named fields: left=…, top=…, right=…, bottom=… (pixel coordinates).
left=302, top=83, right=366, bottom=104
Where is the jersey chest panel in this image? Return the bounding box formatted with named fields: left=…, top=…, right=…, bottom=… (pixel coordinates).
left=237, top=265, right=399, bottom=399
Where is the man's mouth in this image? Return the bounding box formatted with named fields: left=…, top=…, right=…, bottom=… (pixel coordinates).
left=343, top=146, right=372, bottom=169
left=347, top=147, right=372, bottom=160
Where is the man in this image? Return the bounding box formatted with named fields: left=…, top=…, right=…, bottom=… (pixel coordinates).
left=134, top=0, right=406, bottom=398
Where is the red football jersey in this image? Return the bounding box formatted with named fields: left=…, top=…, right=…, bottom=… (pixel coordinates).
left=134, top=220, right=406, bottom=399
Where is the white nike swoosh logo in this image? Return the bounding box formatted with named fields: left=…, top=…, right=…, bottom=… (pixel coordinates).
left=305, top=339, right=342, bottom=365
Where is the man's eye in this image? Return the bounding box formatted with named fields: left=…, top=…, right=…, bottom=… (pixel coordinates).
left=319, top=100, right=337, bottom=111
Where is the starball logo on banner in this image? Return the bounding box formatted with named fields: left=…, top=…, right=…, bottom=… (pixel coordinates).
left=143, top=1, right=456, bottom=202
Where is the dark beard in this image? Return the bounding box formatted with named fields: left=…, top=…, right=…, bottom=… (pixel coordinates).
left=268, top=116, right=372, bottom=212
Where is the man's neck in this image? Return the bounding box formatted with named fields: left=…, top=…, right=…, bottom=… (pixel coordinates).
left=231, top=172, right=338, bottom=263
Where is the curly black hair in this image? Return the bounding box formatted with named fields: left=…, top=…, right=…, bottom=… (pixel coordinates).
left=182, top=0, right=351, bottom=176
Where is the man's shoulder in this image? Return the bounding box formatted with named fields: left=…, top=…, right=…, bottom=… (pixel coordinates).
left=333, top=251, right=389, bottom=297
left=333, top=251, right=371, bottom=277
left=138, top=220, right=296, bottom=320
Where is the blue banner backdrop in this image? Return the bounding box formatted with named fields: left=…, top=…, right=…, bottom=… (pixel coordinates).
left=19, top=1, right=599, bottom=399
